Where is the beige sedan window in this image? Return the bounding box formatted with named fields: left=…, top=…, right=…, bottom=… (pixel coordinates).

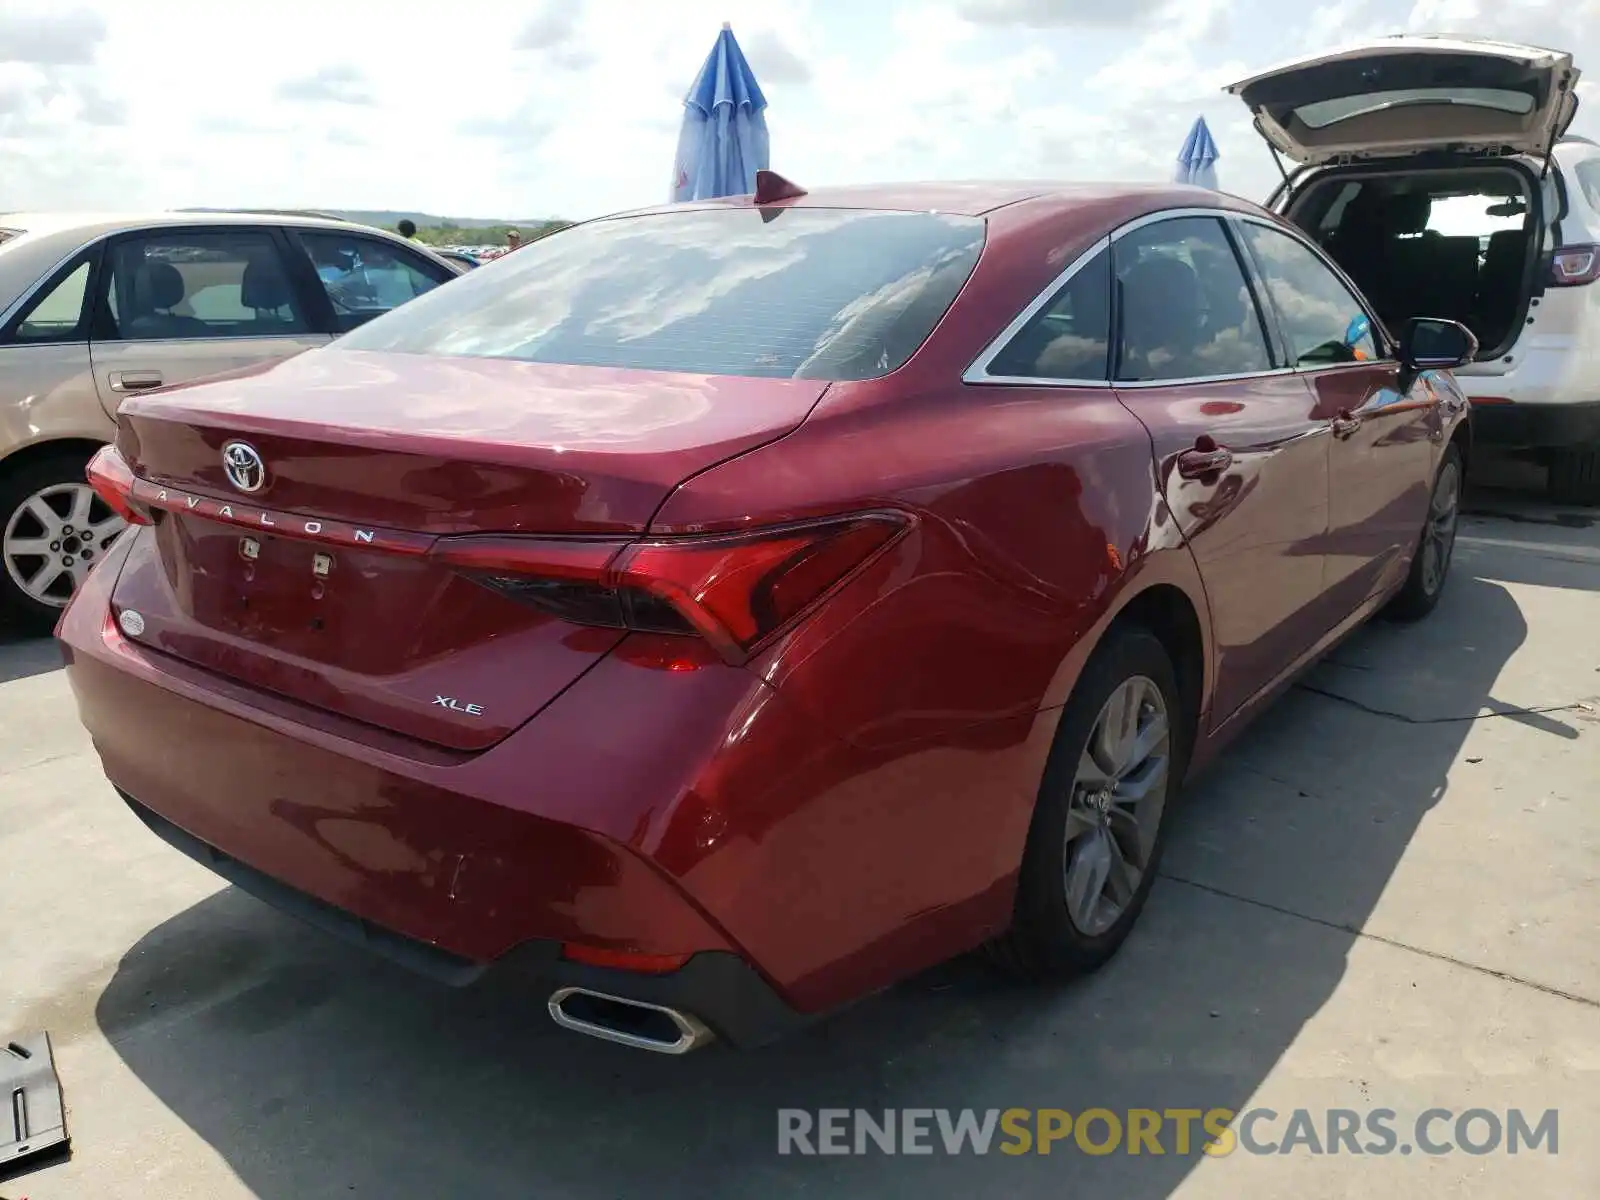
left=13, top=260, right=91, bottom=342
left=105, top=232, right=309, bottom=341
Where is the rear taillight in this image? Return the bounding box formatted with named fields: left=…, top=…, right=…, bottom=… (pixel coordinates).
left=431, top=511, right=911, bottom=665
left=1549, top=244, right=1600, bottom=286
left=85, top=445, right=153, bottom=526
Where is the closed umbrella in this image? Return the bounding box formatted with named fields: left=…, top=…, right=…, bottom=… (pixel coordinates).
left=1175, top=116, right=1220, bottom=191
left=670, top=23, right=771, bottom=202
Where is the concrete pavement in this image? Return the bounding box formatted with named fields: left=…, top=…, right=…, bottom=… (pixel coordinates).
left=1, top=473, right=1596, bottom=1199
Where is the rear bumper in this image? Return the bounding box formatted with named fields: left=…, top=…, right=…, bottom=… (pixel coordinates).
left=120, top=789, right=810, bottom=1047
left=1469, top=398, right=1600, bottom=450
left=59, top=529, right=1037, bottom=1031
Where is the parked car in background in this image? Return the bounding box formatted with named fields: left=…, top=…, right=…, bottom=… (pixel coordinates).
left=433, top=249, right=481, bottom=271
left=1230, top=35, right=1600, bottom=502
left=0, top=212, right=459, bottom=629
left=63, top=179, right=1474, bottom=1053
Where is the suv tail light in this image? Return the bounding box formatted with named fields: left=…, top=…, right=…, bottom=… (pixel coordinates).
left=1549, top=244, right=1600, bottom=286
left=85, top=445, right=154, bottom=526
left=431, top=512, right=911, bottom=665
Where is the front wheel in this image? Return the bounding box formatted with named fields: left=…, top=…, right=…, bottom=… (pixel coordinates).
left=1386, top=443, right=1462, bottom=622
left=0, top=452, right=127, bottom=634
left=987, top=625, right=1185, bottom=982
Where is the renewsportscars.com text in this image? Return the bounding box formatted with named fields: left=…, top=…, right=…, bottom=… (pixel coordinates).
left=777, top=1107, right=1560, bottom=1157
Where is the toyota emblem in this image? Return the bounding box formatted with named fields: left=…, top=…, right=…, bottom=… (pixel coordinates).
left=221, top=441, right=267, bottom=493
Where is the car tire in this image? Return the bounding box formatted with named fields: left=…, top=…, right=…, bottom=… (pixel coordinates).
left=1386, top=442, right=1463, bottom=623
left=0, top=450, right=124, bottom=635
left=1547, top=446, right=1600, bottom=506
left=986, top=624, right=1187, bottom=983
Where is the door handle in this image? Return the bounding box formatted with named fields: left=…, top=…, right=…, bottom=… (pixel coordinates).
left=108, top=371, right=164, bottom=393
left=1331, top=411, right=1362, bottom=438
left=1176, top=438, right=1233, bottom=479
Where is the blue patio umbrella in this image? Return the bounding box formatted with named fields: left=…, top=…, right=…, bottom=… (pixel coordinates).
left=670, top=23, right=771, bottom=202
left=1174, top=116, right=1220, bottom=191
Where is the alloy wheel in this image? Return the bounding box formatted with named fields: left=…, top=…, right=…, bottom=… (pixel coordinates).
left=3, top=482, right=126, bottom=608
left=1062, top=674, right=1171, bottom=936
left=1419, top=459, right=1460, bottom=597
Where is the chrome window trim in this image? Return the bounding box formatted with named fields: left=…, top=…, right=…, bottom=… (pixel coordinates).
left=89, top=334, right=325, bottom=348
left=1115, top=365, right=1298, bottom=389
left=964, top=204, right=1399, bottom=389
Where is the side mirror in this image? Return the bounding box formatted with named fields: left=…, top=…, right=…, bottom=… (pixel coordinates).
left=1399, top=317, right=1478, bottom=371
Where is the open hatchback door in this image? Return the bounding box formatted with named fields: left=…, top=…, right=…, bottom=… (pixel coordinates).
left=1226, top=36, right=1580, bottom=166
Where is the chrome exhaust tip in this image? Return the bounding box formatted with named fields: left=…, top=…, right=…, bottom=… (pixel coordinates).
left=547, top=986, right=715, bottom=1055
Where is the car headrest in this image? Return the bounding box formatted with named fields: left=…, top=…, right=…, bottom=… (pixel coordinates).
left=1385, top=192, right=1432, bottom=235
left=240, top=257, right=291, bottom=310
left=135, top=261, right=186, bottom=311
left=1121, top=254, right=1205, bottom=344
left=1485, top=228, right=1528, bottom=266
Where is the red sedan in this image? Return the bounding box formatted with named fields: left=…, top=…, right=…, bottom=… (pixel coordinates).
left=60, top=177, right=1474, bottom=1054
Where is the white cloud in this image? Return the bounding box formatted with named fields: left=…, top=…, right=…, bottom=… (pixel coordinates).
left=2, top=0, right=1599, bottom=221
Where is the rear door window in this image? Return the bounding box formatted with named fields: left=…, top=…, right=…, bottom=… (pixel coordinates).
left=335, top=208, right=987, bottom=381
left=103, top=230, right=310, bottom=341
left=1112, top=216, right=1273, bottom=382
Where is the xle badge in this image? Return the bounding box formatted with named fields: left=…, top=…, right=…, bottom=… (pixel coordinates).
left=434, top=696, right=485, bottom=716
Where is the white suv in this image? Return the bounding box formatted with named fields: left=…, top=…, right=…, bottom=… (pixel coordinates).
left=1228, top=36, right=1600, bottom=502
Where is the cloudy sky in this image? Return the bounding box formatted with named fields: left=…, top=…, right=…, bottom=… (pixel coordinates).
left=2, top=0, right=1598, bottom=222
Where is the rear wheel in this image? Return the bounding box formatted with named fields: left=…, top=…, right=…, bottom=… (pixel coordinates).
left=0, top=452, right=126, bottom=634
left=1386, top=443, right=1462, bottom=622
left=987, top=625, right=1185, bottom=982
left=1546, top=446, right=1600, bottom=506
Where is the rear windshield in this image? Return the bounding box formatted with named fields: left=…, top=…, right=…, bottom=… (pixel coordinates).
left=1297, top=87, right=1535, bottom=129
left=336, top=208, right=986, bottom=380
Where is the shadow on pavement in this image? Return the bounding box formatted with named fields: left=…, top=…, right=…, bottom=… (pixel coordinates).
left=0, top=632, right=63, bottom=684
left=78, top=570, right=1533, bottom=1199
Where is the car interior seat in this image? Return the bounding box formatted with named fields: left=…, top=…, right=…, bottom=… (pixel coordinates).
left=239, top=255, right=301, bottom=332
left=123, top=261, right=209, bottom=340
left=1471, top=227, right=1531, bottom=351
left=1385, top=193, right=1478, bottom=328
left=1116, top=253, right=1208, bottom=381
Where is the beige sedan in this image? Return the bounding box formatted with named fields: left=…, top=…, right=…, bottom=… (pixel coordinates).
left=0, top=211, right=462, bottom=631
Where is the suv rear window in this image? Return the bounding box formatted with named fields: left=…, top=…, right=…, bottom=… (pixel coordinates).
left=1296, top=87, right=1535, bottom=129
left=336, top=208, right=986, bottom=380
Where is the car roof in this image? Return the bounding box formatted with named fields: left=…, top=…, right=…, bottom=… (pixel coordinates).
left=612, top=180, right=1266, bottom=220
left=0, top=210, right=361, bottom=240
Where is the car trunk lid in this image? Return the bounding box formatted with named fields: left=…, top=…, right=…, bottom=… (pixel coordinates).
left=1226, top=36, right=1580, bottom=167
left=108, top=348, right=829, bottom=751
